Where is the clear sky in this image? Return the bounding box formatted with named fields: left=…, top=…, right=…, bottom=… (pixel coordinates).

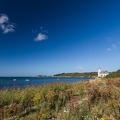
left=0, top=0, right=120, bottom=76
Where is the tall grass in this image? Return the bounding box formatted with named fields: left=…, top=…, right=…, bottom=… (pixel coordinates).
left=0, top=79, right=120, bottom=120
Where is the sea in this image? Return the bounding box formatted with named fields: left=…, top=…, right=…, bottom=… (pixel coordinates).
left=0, top=77, right=91, bottom=89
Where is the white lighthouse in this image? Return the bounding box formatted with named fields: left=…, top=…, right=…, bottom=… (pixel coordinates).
left=98, top=68, right=109, bottom=77
left=98, top=68, right=102, bottom=77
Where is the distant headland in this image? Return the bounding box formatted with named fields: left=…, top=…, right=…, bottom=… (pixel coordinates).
left=36, top=72, right=98, bottom=78
left=36, top=69, right=120, bottom=78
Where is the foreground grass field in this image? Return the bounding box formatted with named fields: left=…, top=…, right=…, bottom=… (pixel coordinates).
left=0, top=78, right=120, bottom=120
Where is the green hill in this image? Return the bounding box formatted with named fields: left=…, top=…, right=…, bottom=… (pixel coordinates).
left=54, top=72, right=97, bottom=78
left=106, top=69, right=120, bottom=78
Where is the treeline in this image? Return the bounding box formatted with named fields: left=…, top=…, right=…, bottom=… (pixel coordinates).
left=54, top=72, right=97, bottom=78
left=106, top=69, right=120, bottom=78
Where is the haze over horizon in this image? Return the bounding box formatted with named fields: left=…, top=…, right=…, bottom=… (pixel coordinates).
left=0, top=0, right=120, bottom=76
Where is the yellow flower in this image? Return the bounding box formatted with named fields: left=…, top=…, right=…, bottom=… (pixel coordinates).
left=101, top=117, right=105, bottom=120
left=33, top=93, right=41, bottom=102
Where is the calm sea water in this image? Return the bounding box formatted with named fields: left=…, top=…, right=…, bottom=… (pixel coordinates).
left=0, top=77, right=91, bottom=89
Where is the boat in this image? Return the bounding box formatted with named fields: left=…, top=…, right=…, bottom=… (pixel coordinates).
left=13, top=79, right=16, bottom=81
left=26, top=79, right=29, bottom=81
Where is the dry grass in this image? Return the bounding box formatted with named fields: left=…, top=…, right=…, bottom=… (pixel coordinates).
left=0, top=78, right=120, bottom=120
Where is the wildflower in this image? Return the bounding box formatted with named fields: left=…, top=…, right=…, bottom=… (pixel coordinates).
left=101, top=117, right=105, bottom=120
left=63, top=107, right=69, bottom=112
left=33, top=93, right=41, bottom=102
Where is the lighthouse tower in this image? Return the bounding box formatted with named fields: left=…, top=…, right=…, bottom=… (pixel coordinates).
left=98, top=68, right=102, bottom=77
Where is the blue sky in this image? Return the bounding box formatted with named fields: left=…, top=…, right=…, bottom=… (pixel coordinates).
left=0, top=0, right=120, bottom=76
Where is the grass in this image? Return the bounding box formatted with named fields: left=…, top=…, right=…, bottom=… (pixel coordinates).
left=0, top=78, right=120, bottom=120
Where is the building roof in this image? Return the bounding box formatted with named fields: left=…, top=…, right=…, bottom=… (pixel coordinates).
left=100, top=71, right=109, bottom=74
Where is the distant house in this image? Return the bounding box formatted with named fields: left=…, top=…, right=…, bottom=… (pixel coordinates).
left=98, top=68, right=109, bottom=77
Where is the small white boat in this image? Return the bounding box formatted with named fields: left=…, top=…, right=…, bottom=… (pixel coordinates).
left=26, top=79, right=29, bottom=81
left=13, top=79, right=16, bottom=81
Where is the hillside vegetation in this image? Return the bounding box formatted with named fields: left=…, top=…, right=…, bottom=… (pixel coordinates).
left=0, top=78, right=120, bottom=120
left=54, top=72, right=97, bottom=78
left=106, top=70, right=120, bottom=78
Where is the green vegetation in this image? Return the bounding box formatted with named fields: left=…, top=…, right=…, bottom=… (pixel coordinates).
left=54, top=72, right=97, bottom=78
left=106, top=70, right=120, bottom=78
left=0, top=78, right=120, bottom=120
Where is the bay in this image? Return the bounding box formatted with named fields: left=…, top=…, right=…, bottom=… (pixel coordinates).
left=0, top=77, right=91, bottom=89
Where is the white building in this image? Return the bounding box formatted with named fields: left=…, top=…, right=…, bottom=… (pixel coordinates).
left=98, top=68, right=109, bottom=77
